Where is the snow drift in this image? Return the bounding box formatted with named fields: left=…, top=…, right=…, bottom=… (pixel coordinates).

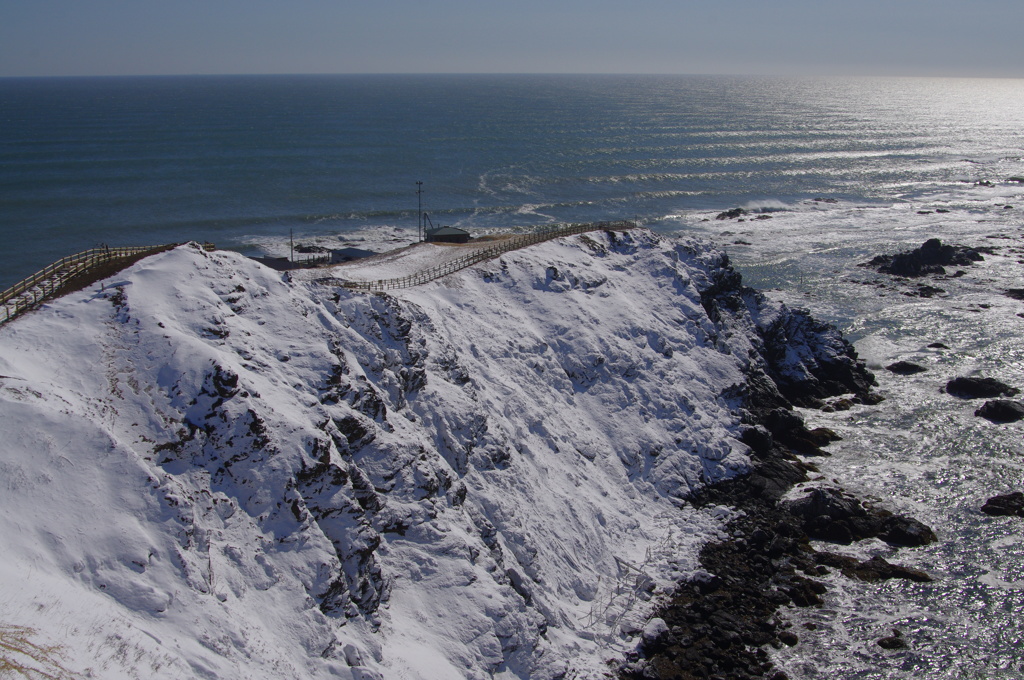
left=0, top=229, right=859, bottom=679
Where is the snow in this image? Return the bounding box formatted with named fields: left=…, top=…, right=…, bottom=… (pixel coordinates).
left=303, top=239, right=506, bottom=283
left=0, top=230, right=795, bottom=678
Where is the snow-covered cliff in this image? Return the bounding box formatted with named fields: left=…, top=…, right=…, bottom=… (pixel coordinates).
left=0, top=229, right=863, bottom=679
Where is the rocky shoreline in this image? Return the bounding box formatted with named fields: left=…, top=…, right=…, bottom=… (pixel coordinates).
left=620, top=250, right=941, bottom=680
left=620, top=235, right=1024, bottom=679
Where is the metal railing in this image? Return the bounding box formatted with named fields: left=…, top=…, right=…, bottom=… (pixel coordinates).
left=0, top=244, right=183, bottom=325
left=334, top=221, right=636, bottom=292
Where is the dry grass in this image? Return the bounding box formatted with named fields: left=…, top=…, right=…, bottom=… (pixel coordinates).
left=0, top=624, right=74, bottom=680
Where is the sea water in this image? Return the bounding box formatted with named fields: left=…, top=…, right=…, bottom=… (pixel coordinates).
left=3, top=74, right=1024, bottom=677
left=2, top=75, right=1023, bottom=285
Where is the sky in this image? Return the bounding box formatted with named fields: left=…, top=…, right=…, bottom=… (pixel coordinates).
left=1, top=0, right=1022, bottom=78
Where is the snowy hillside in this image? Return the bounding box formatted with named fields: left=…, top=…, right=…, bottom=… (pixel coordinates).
left=0, top=229, right=860, bottom=679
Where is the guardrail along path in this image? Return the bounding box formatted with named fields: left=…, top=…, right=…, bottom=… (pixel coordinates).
left=332, top=221, right=636, bottom=292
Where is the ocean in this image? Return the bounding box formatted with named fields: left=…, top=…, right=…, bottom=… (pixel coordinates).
left=2, top=74, right=1023, bottom=288
left=3, top=74, right=1024, bottom=678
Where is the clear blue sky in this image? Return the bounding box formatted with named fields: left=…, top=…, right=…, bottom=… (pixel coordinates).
left=1, top=0, right=1021, bottom=78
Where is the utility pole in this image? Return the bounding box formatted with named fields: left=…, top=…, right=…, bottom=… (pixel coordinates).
left=290, top=228, right=294, bottom=262
left=416, top=181, right=424, bottom=241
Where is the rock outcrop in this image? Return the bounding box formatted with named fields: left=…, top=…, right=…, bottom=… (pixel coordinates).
left=864, top=238, right=983, bottom=277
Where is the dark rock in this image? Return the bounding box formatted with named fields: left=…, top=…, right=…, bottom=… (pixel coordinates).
left=975, top=400, right=1024, bottom=423
left=740, top=425, right=774, bottom=455
left=778, top=631, right=799, bottom=647
left=911, top=285, right=945, bottom=298
left=946, top=377, right=1019, bottom=399
left=928, top=342, right=949, bottom=349
left=786, top=487, right=864, bottom=524
left=785, top=487, right=937, bottom=547
left=817, top=553, right=932, bottom=583
left=716, top=207, right=748, bottom=220
left=877, top=630, right=909, bottom=650
left=864, top=238, right=983, bottom=277
left=879, top=515, right=938, bottom=547
left=1005, top=289, right=1024, bottom=301
left=858, top=392, right=886, bottom=405
left=981, top=492, right=1024, bottom=517
left=886, top=361, right=927, bottom=375
left=806, top=427, right=842, bottom=446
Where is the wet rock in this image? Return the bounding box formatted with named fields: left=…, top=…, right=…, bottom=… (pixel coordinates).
left=928, top=342, right=949, bottom=349
left=877, top=629, right=908, bottom=650
left=784, top=487, right=937, bottom=547
left=946, top=377, right=1019, bottom=399
left=778, top=631, right=799, bottom=647
left=806, top=427, right=842, bottom=446
left=974, top=400, right=1024, bottom=423
left=909, top=284, right=945, bottom=298
left=864, top=238, right=983, bottom=277
left=1005, top=289, right=1024, bottom=301
left=878, top=515, right=938, bottom=547
left=981, top=492, right=1024, bottom=517
left=716, top=207, right=748, bottom=220
left=886, top=361, right=927, bottom=375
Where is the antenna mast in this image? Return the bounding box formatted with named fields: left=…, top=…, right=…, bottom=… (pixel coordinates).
left=416, top=181, right=424, bottom=241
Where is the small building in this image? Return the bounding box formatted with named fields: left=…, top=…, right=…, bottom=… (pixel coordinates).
left=250, top=256, right=299, bottom=271
left=425, top=227, right=471, bottom=244
left=330, top=247, right=377, bottom=264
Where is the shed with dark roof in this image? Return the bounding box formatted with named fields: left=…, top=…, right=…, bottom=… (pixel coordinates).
left=425, top=227, right=471, bottom=244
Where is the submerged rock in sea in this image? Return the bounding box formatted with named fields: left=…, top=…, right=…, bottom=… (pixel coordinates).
left=863, top=238, right=983, bottom=277
left=816, top=554, right=932, bottom=583
left=946, top=377, right=1020, bottom=399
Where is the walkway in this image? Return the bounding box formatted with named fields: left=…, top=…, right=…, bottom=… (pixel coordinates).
left=321, top=221, right=636, bottom=292
left=0, top=244, right=185, bottom=326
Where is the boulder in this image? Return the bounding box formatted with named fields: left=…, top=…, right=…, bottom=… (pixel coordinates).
left=864, top=238, right=983, bottom=277
left=975, top=400, right=1024, bottom=423
left=784, top=487, right=936, bottom=547
left=946, top=377, right=1019, bottom=399
left=817, top=553, right=932, bottom=583
left=877, top=630, right=909, bottom=650
left=981, top=492, right=1024, bottom=517
left=716, top=207, right=748, bottom=220
left=886, top=361, right=927, bottom=375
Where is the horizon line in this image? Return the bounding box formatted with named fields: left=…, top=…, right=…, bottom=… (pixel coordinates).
left=3, top=71, right=1023, bottom=82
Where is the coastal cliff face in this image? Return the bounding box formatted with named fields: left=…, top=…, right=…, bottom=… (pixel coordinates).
left=0, top=230, right=866, bottom=679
